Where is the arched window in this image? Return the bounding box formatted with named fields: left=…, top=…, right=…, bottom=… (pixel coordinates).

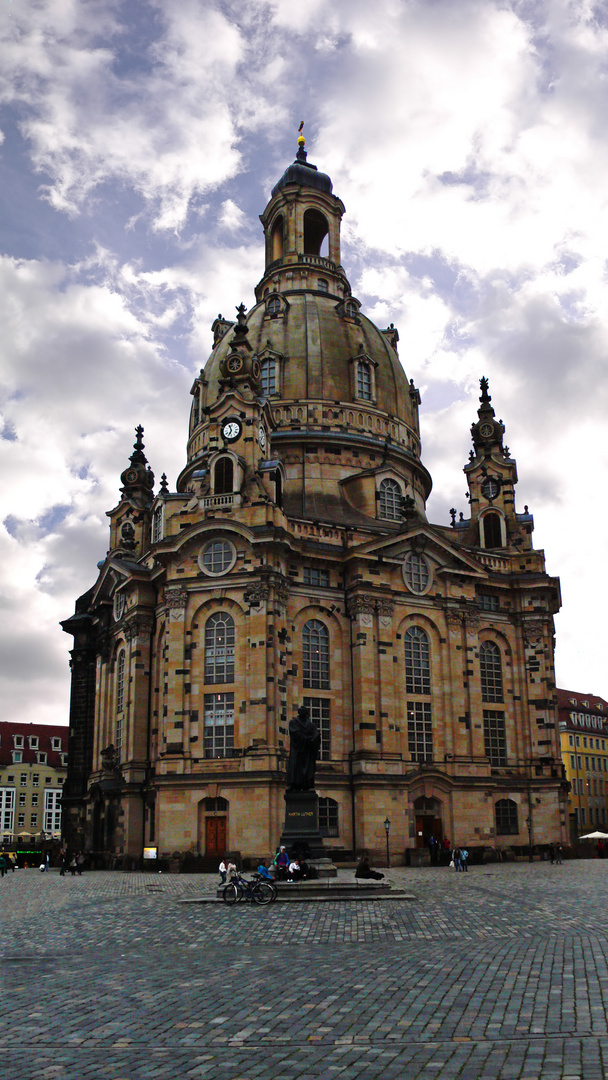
left=318, top=797, right=338, bottom=836
left=260, top=356, right=276, bottom=396
left=495, top=798, right=518, bottom=835
left=345, top=300, right=358, bottom=318
left=267, top=295, right=281, bottom=316
left=214, top=457, right=233, bottom=494
left=357, top=360, right=372, bottom=400
left=482, top=512, right=503, bottom=549
left=378, top=478, right=402, bottom=520
left=303, top=619, right=330, bottom=689
left=271, top=215, right=283, bottom=261
left=275, top=470, right=283, bottom=509
left=404, top=627, right=430, bottom=694
left=204, top=613, right=235, bottom=684
left=317, top=278, right=328, bottom=293
left=480, top=641, right=503, bottom=702
left=303, top=209, right=329, bottom=256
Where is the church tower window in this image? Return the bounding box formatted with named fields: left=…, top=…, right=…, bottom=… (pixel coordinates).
left=214, top=457, right=233, bottom=495
left=482, top=511, right=503, bottom=549
left=378, top=478, right=401, bottom=520
left=267, top=295, right=281, bottom=316
left=271, top=215, right=284, bottom=261
left=303, top=620, right=330, bottom=689
left=480, top=641, right=503, bottom=702
left=204, top=613, right=235, bottom=684
left=303, top=208, right=329, bottom=256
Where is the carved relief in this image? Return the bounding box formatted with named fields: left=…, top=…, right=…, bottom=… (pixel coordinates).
left=164, top=588, right=188, bottom=621
left=245, top=584, right=269, bottom=610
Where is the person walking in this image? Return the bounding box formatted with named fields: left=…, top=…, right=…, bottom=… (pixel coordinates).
left=461, top=847, right=469, bottom=872
left=0, top=853, right=7, bottom=878
left=555, top=843, right=563, bottom=865
left=452, top=846, right=462, bottom=872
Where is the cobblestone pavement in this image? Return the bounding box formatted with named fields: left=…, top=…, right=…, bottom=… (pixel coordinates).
left=1, top=861, right=607, bottom=1079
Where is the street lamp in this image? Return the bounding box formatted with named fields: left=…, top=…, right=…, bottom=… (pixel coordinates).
left=525, top=815, right=532, bottom=862
left=384, top=817, right=390, bottom=868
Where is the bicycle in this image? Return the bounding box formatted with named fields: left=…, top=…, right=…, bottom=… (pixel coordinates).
left=222, top=872, right=275, bottom=905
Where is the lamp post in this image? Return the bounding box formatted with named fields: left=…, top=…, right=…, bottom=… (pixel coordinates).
left=525, top=815, right=532, bottom=862
left=384, top=817, right=390, bottom=868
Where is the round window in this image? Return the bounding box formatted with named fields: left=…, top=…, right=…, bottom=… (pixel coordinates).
left=403, top=553, right=430, bottom=594
left=198, top=540, right=237, bottom=577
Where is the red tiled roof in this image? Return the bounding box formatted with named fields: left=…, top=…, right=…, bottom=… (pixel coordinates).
left=0, top=721, right=69, bottom=769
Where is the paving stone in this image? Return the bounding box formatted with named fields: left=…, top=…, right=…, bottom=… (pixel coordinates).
left=1, top=863, right=608, bottom=1078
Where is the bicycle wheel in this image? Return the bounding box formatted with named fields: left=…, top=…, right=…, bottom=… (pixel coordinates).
left=251, top=881, right=274, bottom=906
left=222, top=882, right=239, bottom=905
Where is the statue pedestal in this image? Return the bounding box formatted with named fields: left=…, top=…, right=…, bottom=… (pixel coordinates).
left=280, top=790, right=326, bottom=861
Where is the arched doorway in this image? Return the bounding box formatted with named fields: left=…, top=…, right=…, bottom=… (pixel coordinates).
left=413, top=796, right=443, bottom=849
left=199, top=796, right=228, bottom=858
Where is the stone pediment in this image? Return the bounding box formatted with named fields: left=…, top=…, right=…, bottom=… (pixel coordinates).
left=89, top=556, right=149, bottom=609
left=346, top=525, right=487, bottom=580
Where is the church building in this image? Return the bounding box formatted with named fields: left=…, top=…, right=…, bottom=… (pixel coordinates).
left=61, top=133, right=567, bottom=866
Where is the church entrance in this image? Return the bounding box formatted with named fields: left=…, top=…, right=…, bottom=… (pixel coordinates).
left=205, top=816, right=227, bottom=857
left=413, top=796, right=443, bottom=849
left=199, top=796, right=228, bottom=860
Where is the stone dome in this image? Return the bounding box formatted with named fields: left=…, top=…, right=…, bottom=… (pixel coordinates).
left=271, top=146, right=333, bottom=197
left=203, top=297, right=415, bottom=429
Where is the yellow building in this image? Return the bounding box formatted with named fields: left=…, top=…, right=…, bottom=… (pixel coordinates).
left=61, top=137, right=566, bottom=867
left=0, top=722, right=68, bottom=845
left=557, top=689, right=608, bottom=840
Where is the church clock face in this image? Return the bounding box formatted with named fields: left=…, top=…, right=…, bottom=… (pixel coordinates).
left=258, top=424, right=266, bottom=450
left=221, top=417, right=242, bottom=442
left=481, top=477, right=500, bottom=500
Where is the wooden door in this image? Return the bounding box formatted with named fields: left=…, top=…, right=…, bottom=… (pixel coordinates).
left=205, top=816, right=227, bottom=857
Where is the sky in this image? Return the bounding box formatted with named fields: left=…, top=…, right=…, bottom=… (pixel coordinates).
left=1, top=0, right=607, bottom=726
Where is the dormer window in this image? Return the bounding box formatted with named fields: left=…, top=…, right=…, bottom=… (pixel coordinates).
left=13, top=735, right=24, bottom=749
left=267, top=295, right=281, bottom=317
left=29, top=736, right=39, bottom=750
left=357, top=360, right=372, bottom=400
left=345, top=300, right=358, bottom=319
left=52, top=737, right=62, bottom=751
left=12, top=750, right=22, bottom=763
left=378, top=478, right=402, bottom=521
left=260, top=356, right=276, bottom=396
left=37, top=752, right=47, bottom=764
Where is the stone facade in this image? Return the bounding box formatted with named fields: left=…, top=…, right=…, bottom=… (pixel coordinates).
left=62, top=137, right=567, bottom=866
